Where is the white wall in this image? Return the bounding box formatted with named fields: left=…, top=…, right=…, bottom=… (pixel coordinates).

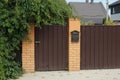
left=111, top=13, right=120, bottom=21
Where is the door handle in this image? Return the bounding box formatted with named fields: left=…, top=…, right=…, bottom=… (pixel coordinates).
left=35, top=41, right=40, bottom=44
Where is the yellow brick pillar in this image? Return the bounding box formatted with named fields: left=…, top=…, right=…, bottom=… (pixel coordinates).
left=68, top=18, right=80, bottom=71
left=22, top=23, right=35, bottom=73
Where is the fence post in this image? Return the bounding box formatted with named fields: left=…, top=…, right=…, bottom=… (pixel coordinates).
left=68, top=18, right=81, bottom=71
left=22, top=23, right=35, bottom=73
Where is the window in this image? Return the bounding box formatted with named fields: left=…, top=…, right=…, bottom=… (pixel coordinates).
left=111, top=5, right=120, bottom=14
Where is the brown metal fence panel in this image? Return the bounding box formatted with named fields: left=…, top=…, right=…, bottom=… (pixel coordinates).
left=35, top=25, right=68, bottom=71
left=81, top=25, right=120, bottom=69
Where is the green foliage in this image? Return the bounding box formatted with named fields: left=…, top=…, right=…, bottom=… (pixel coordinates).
left=0, top=56, right=5, bottom=80
left=81, top=21, right=95, bottom=26
left=0, top=0, right=71, bottom=80
left=3, top=57, right=23, bottom=79
left=103, top=17, right=114, bottom=25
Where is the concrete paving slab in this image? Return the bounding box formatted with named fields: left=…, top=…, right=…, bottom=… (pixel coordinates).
left=14, top=69, right=120, bottom=80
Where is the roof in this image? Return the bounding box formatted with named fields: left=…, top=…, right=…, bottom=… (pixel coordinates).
left=69, top=2, right=106, bottom=24
left=109, top=0, right=120, bottom=7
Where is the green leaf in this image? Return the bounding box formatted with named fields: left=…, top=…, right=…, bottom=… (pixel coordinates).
left=8, top=29, right=13, bottom=33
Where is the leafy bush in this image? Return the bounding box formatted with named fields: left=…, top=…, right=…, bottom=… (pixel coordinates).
left=0, top=0, right=72, bottom=80
left=103, top=17, right=114, bottom=25
left=0, top=56, right=5, bottom=80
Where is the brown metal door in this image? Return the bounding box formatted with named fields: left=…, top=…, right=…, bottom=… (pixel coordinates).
left=35, top=25, right=68, bottom=71
left=81, top=26, right=120, bottom=69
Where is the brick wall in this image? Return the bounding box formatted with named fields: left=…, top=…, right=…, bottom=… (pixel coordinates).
left=22, top=23, right=35, bottom=73
left=68, top=18, right=80, bottom=71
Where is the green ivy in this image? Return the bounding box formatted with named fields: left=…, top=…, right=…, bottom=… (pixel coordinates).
left=0, top=0, right=72, bottom=80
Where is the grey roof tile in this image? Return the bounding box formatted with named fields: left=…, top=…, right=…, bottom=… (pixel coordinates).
left=69, top=2, right=106, bottom=24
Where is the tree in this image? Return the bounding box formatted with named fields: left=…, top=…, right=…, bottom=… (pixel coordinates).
left=0, top=0, right=72, bottom=79
left=18, top=0, right=72, bottom=26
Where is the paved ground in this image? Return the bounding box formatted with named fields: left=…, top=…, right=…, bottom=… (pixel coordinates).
left=16, top=69, right=120, bottom=80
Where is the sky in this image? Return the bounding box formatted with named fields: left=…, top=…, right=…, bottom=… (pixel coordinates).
left=65, top=0, right=117, bottom=9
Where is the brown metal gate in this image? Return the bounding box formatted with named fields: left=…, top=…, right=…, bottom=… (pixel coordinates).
left=81, top=26, right=120, bottom=69
left=35, top=25, right=68, bottom=71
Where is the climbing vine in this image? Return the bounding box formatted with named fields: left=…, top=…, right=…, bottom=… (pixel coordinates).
left=0, top=0, right=72, bottom=79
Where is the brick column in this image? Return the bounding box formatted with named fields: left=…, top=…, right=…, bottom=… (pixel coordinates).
left=22, top=23, right=35, bottom=73
left=68, top=18, right=80, bottom=71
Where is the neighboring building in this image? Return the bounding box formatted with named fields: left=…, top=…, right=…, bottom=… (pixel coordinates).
left=109, top=0, right=120, bottom=25
left=69, top=0, right=106, bottom=25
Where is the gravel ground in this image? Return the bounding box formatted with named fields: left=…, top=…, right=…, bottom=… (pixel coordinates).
left=14, top=69, right=120, bottom=80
